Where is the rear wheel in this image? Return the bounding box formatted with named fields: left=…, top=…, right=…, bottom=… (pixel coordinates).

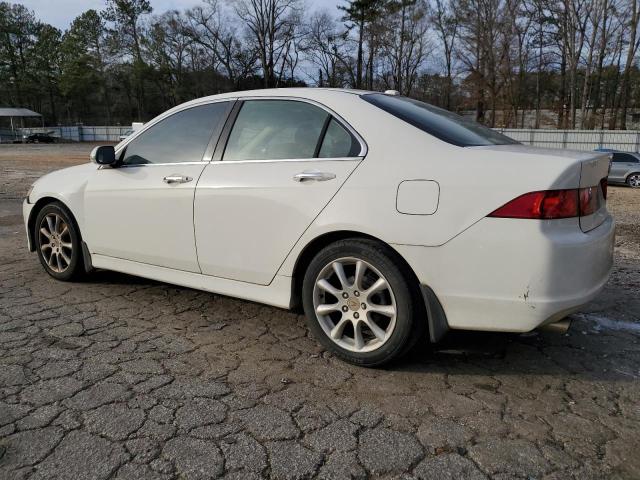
left=34, top=202, right=84, bottom=281
left=627, top=173, right=640, bottom=188
left=302, top=238, right=422, bottom=367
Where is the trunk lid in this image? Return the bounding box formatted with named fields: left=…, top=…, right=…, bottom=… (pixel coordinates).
left=578, top=152, right=611, bottom=232
left=470, top=145, right=610, bottom=231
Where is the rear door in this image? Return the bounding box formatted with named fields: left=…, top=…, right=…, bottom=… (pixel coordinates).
left=194, top=98, right=365, bottom=285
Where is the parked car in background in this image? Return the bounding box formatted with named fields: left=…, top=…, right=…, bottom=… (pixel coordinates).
left=23, top=131, right=56, bottom=143
left=602, top=150, right=640, bottom=188
left=119, top=122, right=144, bottom=142
left=118, top=129, right=133, bottom=141
left=23, top=89, right=614, bottom=366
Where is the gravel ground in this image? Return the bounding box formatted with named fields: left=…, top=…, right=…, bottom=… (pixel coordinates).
left=1, top=143, right=639, bottom=479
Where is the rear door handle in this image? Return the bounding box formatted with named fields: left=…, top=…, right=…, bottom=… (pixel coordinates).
left=293, top=170, right=336, bottom=182
left=163, top=175, right=193, bottom=184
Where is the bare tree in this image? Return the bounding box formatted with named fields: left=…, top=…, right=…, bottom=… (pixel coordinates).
left=146, top=10, right=194, bottom=106
left=233, top=0, right=302, bottom=87
left=619, top=0, right=640, bottom=128
left=302, top=11, right=351, bottom=87
left=380, top=0, right=431, bottom=95
left=103, top=0, right=153, bottom=119
left=456, top=0, right=507, bottom=125
left=186, top=1, right=258, bottom=88
left=562, top=0, right=591, bottom=128
left=432, top=0, right=458, bottom=109
left=4, top=0, right=640, bottom=128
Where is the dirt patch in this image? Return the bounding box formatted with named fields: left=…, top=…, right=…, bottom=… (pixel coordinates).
left=0, top=143, right=106, bottom=200
left=0, top=142, right=110, bottom=168
left=607, top=186, right=640, bottom=264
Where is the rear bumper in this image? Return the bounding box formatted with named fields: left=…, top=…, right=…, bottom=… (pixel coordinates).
left=395, top=215, right=615, bottom=333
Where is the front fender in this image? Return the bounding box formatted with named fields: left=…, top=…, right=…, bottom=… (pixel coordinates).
left=24, top=163, right=96, bottom=250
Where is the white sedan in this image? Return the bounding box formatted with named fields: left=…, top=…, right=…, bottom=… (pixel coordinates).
left=23, top=88, right=614, bottom=366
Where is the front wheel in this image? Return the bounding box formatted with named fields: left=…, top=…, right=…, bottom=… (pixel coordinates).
left=34, top=202, right=84, bottom=281
left=302, top=239, right=422, bottom=367
left=627, top=173, right=640, bottom=188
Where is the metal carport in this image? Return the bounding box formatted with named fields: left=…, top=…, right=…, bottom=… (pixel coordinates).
left=0, top=108, right=43, bottom=142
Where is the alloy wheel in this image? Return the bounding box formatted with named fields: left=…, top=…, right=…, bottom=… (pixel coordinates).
left=38, top=213, right=73, bottom=273
left=312, top=257, right=397, bottom=353
left=628, top=174, right=640, bottom=188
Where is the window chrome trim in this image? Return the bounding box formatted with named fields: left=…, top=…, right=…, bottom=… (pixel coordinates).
left=207, top=157, right=362, bottom=165
left=220, top=96, right=368, bottom=160
left=100, top=161, right=210, bottom=170
left=111, top=95, right=368, bottom=166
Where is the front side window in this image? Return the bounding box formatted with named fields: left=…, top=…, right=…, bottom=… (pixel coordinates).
left=361, top=93, right=519, bottom=147
left=224, top=100, right=330, bottom=161
left=122, top=102, right=230, bottom=165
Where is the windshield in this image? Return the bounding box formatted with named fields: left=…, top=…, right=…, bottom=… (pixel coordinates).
left=361, top=94, right=519, bottom=147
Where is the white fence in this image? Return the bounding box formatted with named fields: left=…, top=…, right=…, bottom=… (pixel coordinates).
left=5, top=125, right=640, bottom=152
left=0, top=128, right=19, bottom=143
left=16, top=125, right=131, bottom=142
left=496, top=128, right=640, bottom=152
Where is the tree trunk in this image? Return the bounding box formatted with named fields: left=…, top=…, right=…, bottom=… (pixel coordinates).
left=356, top=13, right=365, bottom=89
left=620, top=0, right=639, bottom=129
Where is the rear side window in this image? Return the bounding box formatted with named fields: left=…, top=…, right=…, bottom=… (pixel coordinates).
left=612, top=153, right=639, bottom=163
left=224, top=100, right=328, bottom=160
left=361, top=94, right=519, bottom=147
left=122, top=102, right=230, bottom=165
left=319, top=118, right=360, bottom=158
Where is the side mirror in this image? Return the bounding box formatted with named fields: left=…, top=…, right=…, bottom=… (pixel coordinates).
left=90, top=145, right=117, bottom=165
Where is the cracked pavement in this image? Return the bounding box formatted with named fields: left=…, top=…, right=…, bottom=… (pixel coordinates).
left=1, top=144, right=639, bottom=479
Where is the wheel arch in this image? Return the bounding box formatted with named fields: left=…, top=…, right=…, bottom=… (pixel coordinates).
left=289, top=229, right=449, bottom=342
left=626, top=171, right=640, bottom=186
left=27, top=197, right=85, bottom=255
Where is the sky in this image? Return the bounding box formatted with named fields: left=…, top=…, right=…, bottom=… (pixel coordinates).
left=18, top=0, right=343, bottom=30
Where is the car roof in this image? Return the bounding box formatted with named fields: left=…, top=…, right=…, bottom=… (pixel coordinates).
left=175, top=87, right=376, bottom=110
left=595, top=148, right=639, bottom=153
left=117, top=88, right=380, bottom=152
left=225, top=87, right=373, bottom=98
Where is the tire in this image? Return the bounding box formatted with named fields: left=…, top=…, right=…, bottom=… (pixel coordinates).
left=626, top=173, right=640, bottom=188
left=34, top=202, right=84, bottom=281
left=302, top=238, right=423, bottom=367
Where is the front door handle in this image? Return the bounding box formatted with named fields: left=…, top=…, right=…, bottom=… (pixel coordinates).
left=293, top=170, right=336, bottom=182
left=163, top=175, right=193, bottom=184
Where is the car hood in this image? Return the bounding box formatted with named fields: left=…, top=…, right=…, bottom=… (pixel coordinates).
left=31, top=162, right=96, bottom=201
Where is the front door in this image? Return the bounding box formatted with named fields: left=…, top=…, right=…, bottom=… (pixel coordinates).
left=84, top=101, right=232, bottom=272
left=194, top=99, right=365, bottom=285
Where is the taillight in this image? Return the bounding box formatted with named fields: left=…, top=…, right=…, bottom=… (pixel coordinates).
left=600, top=178, right=608, bottom=199
left=489, top=190, right=579, bottom=219
left=489, top=181, right=606, bottom=219
left=579, top=186, right=598, bottom=216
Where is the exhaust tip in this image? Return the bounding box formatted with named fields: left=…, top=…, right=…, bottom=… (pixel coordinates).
left=538, top=318, right=572, bottom=334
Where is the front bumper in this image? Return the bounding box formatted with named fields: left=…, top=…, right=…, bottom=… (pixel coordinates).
left=395, top=215, right=615, bottom=333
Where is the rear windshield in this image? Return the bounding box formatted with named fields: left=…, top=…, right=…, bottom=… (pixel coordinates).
left=361, top=93, right=519, bottom=147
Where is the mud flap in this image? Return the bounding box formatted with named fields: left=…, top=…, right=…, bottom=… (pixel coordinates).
left=420, top=285, right=449, bottom=343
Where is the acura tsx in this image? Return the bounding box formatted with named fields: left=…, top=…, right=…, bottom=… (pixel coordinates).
left=23, top=88, right=615, bottom=366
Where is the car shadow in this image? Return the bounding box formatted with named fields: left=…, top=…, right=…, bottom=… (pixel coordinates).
left=79, top=269, right=639, bottom=384
left=388, top=324, right=639, bottom=383
left=83, top=268, right=162, bottom=286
